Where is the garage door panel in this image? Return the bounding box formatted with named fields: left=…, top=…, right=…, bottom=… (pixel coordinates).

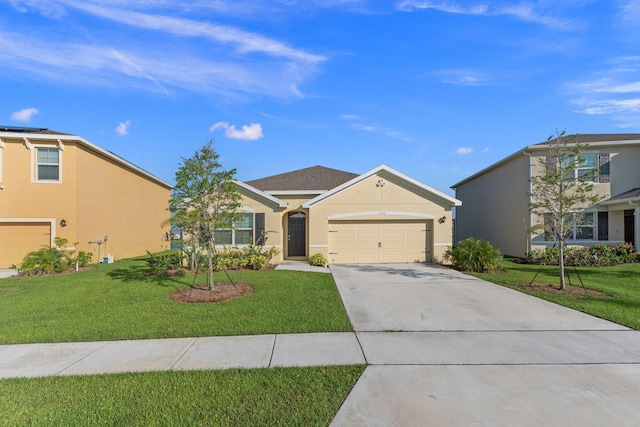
left=329, top=220, right=431, bottom=264
left=0, top=223, right=51, bottom=268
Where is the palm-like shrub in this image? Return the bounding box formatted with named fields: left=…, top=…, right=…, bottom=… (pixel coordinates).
left=444, top=238, right=504, bottom=273
left=19, top=247, right=73, bottom=276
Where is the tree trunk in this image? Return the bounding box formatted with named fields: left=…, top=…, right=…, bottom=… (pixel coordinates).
left=558, top=242, right=566, bottom=291
left=207, top=239, right=215, bottom=290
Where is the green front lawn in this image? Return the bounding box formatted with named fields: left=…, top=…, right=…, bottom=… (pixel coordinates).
left=0, top=365, right=365, bottom=426
left=0, top=257, right=353, bottom=344
left=470, top=259, right=640, bottom=330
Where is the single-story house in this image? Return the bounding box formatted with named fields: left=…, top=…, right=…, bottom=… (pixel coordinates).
left=230, top=164, right=461, bottom=264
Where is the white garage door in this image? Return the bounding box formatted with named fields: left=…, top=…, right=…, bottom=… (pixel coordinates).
left=0, top=223, right=51, bottom=268
left=329, top=220, right=431, bottom=264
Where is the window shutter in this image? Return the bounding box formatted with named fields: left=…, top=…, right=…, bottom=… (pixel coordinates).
left=598, top=212, right=609, bottom=241
left=546, top=155, right=557, bottom=173
left=598, top=153, right=610, bottom=183
left=255, top=213, right=265, bottom=245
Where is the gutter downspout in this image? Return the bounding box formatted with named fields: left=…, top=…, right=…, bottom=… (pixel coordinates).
left=523, top=150, right=533, bottom=257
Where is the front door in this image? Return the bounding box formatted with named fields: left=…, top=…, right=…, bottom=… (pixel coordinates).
left=288, top=213, right=306, bottom=257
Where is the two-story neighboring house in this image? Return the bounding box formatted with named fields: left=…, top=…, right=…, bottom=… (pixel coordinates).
left=0, top=126, right=172, bottom=268
left=452, top=134, right=640, bottom=257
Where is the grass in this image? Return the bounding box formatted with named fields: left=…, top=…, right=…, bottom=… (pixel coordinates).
left=0, top=257, right=353, bottom=344
left=0, top=365, right=365, bottom=426
left=469, top=258, right=640, bottom=330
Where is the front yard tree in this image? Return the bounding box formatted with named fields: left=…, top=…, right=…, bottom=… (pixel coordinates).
left=529, top=130, right=603, bottom=290
left=170, top=141, right=241, bottom=290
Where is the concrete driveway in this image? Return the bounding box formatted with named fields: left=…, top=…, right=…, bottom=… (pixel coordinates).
left=330, top=263, right=640, bottom=426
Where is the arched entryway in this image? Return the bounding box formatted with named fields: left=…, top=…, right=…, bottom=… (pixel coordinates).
left=287, top=212, right=306, bottom=257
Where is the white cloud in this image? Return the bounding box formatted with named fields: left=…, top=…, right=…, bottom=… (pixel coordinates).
left=11, top=107, right=39, bottom=122
left=455, top=147, right=473, bottom=154
left=210, top=122, right=264, bottom=140
left=435, top=69, right=488, bottom=86
left=0, top=1, right=325, bottom=100
left=396, top=1, right=579, bottom=30
left=209, top=121, right=230, bottom=131
left=115, top=120, right=131, bottom=136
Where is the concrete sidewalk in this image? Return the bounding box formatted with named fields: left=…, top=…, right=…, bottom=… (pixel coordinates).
left=0, top=333, right=365, bottom=379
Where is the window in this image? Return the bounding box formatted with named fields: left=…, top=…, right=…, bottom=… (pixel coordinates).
left=215, top=213, right=253, bottom=245
left=574, top=212, right=594, bottom=240
left=576, top=154, right=597, bottom=182
left=598, top=212, right=609, bottom=241
left=36, top=148, right=60, bottom=181
left=542, top=212, right=595, bottom=241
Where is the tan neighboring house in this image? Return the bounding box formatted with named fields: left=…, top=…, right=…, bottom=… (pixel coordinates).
left=0, top=126, right=172, bottom=268
left=231, top=165, right=461, bottom=264
left=452, top=134, right=640, bottom=257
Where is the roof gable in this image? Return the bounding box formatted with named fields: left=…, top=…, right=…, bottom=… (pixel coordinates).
left=301, top=164, right=461, bottom=208
left=245, top=165, right=358, bottom=192
left=234, top=181, right=287, bottom=208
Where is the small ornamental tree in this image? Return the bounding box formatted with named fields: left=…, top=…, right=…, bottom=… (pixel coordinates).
left=529, top=131, right=604, bottom=290
left=169, top=141, right=242, bottom=290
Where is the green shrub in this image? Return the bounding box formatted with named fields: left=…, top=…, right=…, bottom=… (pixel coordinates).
left=75, top=251, right=93, bottom=267
left=309, top=253, right=328, bottom=267
left=444, top=238, right=504, bottom=273
left=19, top=247, right=73, bottom=276
left=527, top=243, right=638, bottom=266
left=146, top=251, right=183, bottom=277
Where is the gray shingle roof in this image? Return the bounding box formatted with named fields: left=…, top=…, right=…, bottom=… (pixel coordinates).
left=537, top=134, right=640, bottom=145
left=245, top=165, right=358, bottom=192
left=607, top=188, right=640, bottom=201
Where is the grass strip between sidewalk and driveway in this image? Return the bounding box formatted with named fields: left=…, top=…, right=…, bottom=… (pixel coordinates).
left=469, top=259, right=640, bottom=330
left=0, top=257, right=353, bottom=344
left=0, top=365, right=366, bottom=426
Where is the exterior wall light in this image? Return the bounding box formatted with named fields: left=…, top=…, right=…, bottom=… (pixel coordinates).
left=60, top=219, right=67, bottom=227
left=438, top=216, right=446, bottom=224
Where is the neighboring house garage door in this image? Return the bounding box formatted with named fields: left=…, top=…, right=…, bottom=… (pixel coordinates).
left=329, top=220, right=431, bottom=264
left=0, top=223, right=51, bottom=268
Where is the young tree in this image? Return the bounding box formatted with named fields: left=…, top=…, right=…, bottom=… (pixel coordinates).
left=170, top=141, right=242, bottom=289
left=529, top=131, right=604, bottom=290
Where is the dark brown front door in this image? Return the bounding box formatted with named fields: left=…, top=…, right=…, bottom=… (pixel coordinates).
left=288, top=213, right=306, bottom=257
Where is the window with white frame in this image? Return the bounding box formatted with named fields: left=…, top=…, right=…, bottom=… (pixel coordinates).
left=558, top=153, right=598, bottom=182
left=214, top=213, right=253, bottom=245
left=573, top=212, right=594, bottom=240
left=36, top=147, right=60, bottom=181
left=542, top=212, right=595, bottom=241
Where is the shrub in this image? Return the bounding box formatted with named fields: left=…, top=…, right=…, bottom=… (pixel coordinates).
left=19, top=247, right=73, bottom=276
left=527, top=243, right=639, bottom=266
left=75, top=251, right=93, bottom=267
left=146, top=251, right=184, bottom=277
left=444, top=238, right=504, bottom=273
left=309, top=253, right=328, bottom=267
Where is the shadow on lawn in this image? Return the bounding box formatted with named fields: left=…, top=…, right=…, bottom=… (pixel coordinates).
left=106, top=265, right=188, bottom=288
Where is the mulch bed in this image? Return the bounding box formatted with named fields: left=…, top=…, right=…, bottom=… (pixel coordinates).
left=511, top=282, right=611, bottom=298
left=170, top=283, right=254, bottom=303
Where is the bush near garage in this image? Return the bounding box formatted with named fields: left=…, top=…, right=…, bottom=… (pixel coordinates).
left=444, top=237, right=505, bottom=273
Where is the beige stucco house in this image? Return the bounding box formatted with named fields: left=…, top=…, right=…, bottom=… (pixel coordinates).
left=231, top=165, right=461, bottom=264
left=452, top=134, right=640, bottom=257
left=0, top=126, right=172, bottom=268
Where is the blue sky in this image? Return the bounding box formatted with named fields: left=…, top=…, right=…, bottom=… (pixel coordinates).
left=3, top=1, right=640, bottom=195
